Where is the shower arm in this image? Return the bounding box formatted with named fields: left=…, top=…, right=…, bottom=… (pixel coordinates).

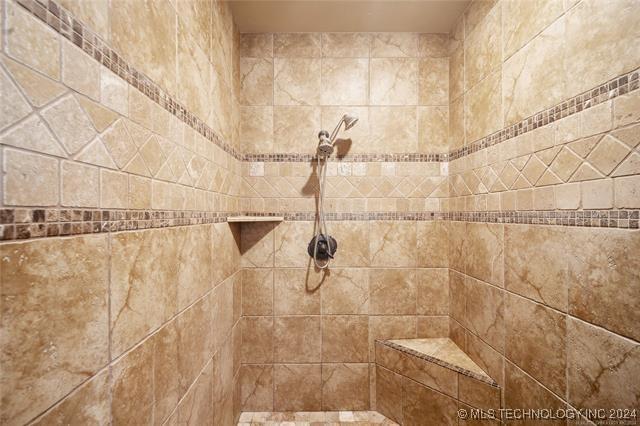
left=328, top=116, right=347, bottom=144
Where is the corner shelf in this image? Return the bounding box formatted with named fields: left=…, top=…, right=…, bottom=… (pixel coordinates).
left=227, top=216, right=284, bottom=223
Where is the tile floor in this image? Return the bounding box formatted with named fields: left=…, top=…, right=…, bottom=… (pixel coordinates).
left=237, top=411, right=399, bottom=425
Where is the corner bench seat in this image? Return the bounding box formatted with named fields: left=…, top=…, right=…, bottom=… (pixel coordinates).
left=375, top=338, right=501, bottom=425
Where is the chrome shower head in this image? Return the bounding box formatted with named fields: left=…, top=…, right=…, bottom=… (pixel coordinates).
left=317, top=114, right=359, bottom=157
left=343, top=114, right=359, bottom=131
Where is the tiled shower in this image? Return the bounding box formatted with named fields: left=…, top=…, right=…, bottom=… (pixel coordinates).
left=0, top=0, right=638, bottom=425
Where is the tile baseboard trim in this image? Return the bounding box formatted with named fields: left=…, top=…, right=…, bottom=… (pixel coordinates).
left=13, top=0, right=640, bottom=165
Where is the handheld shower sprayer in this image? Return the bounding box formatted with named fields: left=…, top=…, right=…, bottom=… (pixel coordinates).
left=316, top=114, right=359, bottom=158
left=309, top=114, right=359, bottom=269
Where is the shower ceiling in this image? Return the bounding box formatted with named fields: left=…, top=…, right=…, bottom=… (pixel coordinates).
left=229, top=0, right=470, bottom=33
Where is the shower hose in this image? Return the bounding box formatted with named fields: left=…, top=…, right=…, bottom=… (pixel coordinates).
left=313, top=153, right=331, bottom=269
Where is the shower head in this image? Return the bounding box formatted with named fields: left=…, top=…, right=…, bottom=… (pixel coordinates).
left=343, top=114, right=359, bottom=131
left=317, top=114, right=359, bottom=157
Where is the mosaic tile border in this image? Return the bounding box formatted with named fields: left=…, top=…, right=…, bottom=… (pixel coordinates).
left=244, top=209, right=640, bottom=229
left=243, top=153, right=448, bottom=163
left=13, top=0, right=640, bottom=165
left=0, top=208, right=229, bottom=241
left=378, top=340, right=499, bottom=387
left=1, top=208, right=637, bottom=241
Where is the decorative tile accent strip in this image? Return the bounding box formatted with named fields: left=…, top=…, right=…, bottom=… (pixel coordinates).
left=243, top=210, right=640, bottom=228
left=378, top=340, right=498, bottom=387
left=243, top=153, right=448, bottom=163
left=0, top=208, right=229, bottom=241
left=447, top=68, right=640, bottom=161
left=1, top=208, right=637, bottom=241
left=14, top=0, right=640, bottom=165
left=14, top=0, right=243, bottom=160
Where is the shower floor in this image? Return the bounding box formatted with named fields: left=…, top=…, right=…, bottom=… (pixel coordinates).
left=238, top=411, right=398, bottom=425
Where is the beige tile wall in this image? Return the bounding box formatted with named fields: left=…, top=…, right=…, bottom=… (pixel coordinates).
left=239, top=220, right=450, bottom=412
left=444, top=1, right=640, bottom=420
left=240, top=32, right=450, bottom=155
left=449, top=0, right=640, bottom=150
left=448, top=221, right=640, bottom=418
left=0, top=0, right=244, bottom=425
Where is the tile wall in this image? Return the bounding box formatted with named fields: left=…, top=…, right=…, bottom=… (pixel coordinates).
left=445, top=0, right=640, bottom=423
left=1, top=0, right=639, bottom=424
left=0, top=0, right=243, bottom=425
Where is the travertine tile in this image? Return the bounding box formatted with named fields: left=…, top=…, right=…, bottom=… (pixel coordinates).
left=375, top=366, right=403, bottom=424
left=465, top=276, right=505, bottom=353
left=242, top=317, right=273, bottom=363
left=402, top=377, right=458, bottom=425
left=502, top=0, right=564, bottom=59
left=464, top=0, right=498, bottom=37
left=466, top=332, right=504, bottom=387
left=110, top=0, right=176, bottom=94
left=274, top=58, right=321, bottom=105
left=1, top=55, right=64, bottom=110
left=240, top=58, right=273, bottom=106
left=61, top=40, right=100, bottom=100
left=321, top=58, right=369, bottom=105
left=274, top=221, right=314, bottom=266
left=369, top=269, right=417, bottom=314
left=152, top=320, right=179, bottom=425
left=369, top=316, right=416, bottom=360
left=6, top=1, right=60, bottom=79
left=111, top=337, right=154, bottom=425
left=370, top=58, right=418, bottom=105
left=322, top=363, right=370, bottom=410
left=417, top=316, right=449, bottom=338
left=567, top=317, right=640, bottom=410
left=505, top=293, right=566, bottom=396
left=240, top=365, right=273, bottom=411
left=419, top=34, right=449, bottom=58
left=175, top=361, right=213, bottom=425
left=100, top=68, right=128, bottom=115
left=464, top=4, right=501, bottom=90
left=322, top=33, right=370, bottom=58
left=59, top=0, right=109, bottom=41
left=568, top=227, right=640, bottom=341
left=418, top=57, right=449, bottom=106
left=580, top=179, right=613, bottom=209
left=176, top=225, right=212, bottom=310
left=418, top=106, right=449, bottom=154
left=3, top=148, right=59, bottom=206
left=273, top=106, right=321, bottom=153
left=274, top=364, right=322, bottom=411
left=100, top=169, right=128, bottom=208
left=41, top=94, right=97, bottom=154
left=321, top=268, right=370, bottom=314
left=371, top=33, right=418, bottom=58
left=30, top=370, right=110, bottom=426
left=614, top=175, right=640, bottom=208
left=240, top=33, right=273, bottom=58
left=504, top=361, right=566, bottom=424
left=61, top=161, right=100, bottom=207
left=416, top=221, right=449, bottom=267
left=449, top=96, right=465, bottom=150
left=458, top=373, right=500, bottom=412
left=274, top=33, right=321, bottom=57
left=465, top=71, right=502, bottom=143
left=613, top=90, right=640, bottom=127
left=370, top=221, right=417, bottom=267
left=325, top=221, right=370, bottom=266
left=273, top=268, right=321, bottom=315
left=0, top=235, right=109, bottom=426
left=322, top=315, right=369, bottom=362
left=76, top=95, right=119, bottom=133
left=320, top=108, right=370, bottom=156
left=242, top=269, right=274, bottom=316
left=110, top=228, right=179, bottom=356
left=416, top=269, right=449, bottom=315
left=505, top=224, right=569, bottom=311
left=565, top=0, right=640, bottom=95
left=369, top=107, right=418, bottom=153
left=274, top=316, right=321, bottom=363
left=241, top=106, right=273, bottom=153
left=464, top=222, right=504, bottom=287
